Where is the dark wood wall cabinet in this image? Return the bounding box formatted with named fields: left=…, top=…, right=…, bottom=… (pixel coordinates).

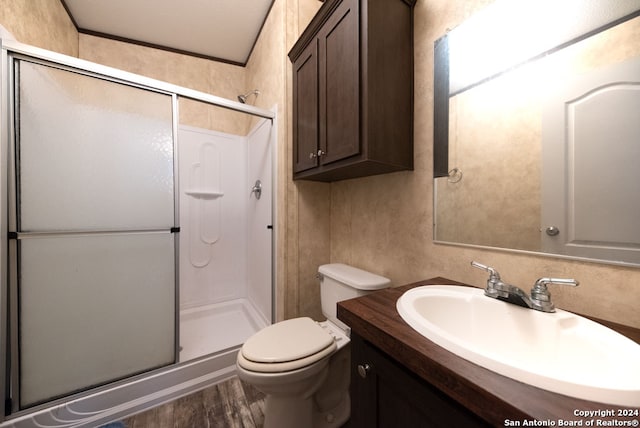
left=288, top=0, right=416, bottom=182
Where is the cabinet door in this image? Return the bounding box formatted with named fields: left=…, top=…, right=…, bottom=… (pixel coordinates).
left=350, top=334, right=489, bottom=428
left=293, top=39, right=319, bottom=173
left=319, top=0, right=360, bottom=165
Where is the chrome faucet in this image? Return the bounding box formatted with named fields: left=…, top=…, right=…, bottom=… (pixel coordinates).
left=470, top=261, right=579, bottom=313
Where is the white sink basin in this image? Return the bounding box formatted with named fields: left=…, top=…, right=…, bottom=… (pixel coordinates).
left=396, top=285, right=640, bottom=406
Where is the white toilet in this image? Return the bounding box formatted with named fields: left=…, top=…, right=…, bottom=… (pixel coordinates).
left=236, top=263, right=390, bottom=428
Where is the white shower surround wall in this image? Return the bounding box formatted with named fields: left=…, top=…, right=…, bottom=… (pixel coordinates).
left=179, top=127, right=248, bottom=307
left=0, top=38, right=276, bottom=427
left=178, top=121, right=273, bottom=361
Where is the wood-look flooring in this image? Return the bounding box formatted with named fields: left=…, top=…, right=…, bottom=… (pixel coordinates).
left=121, top=376, right=265, bottom=428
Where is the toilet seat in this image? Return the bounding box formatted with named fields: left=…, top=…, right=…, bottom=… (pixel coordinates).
left=238, top=317, right=337, bottom=373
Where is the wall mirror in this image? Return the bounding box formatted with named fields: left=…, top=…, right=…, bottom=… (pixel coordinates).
left=433, top=0, right=640, bottom=266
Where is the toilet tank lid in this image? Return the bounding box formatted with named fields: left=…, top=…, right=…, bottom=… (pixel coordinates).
left=318, top=263, right=391, bottom=290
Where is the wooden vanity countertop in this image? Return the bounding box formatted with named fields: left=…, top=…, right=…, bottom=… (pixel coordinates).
left=337, top=277, right=640, bottom=425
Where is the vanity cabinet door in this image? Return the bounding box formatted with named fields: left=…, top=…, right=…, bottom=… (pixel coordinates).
left=350, top=333, right=489, bottom=428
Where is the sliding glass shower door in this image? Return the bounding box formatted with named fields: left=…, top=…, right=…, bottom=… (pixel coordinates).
left=10, top=59, right=177, bottom=408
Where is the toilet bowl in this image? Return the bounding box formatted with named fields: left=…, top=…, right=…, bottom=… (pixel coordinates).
left=236, top=263, right=390, bottom=428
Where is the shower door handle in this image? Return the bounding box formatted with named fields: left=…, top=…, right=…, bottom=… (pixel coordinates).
left=251, top=180, right=262, bottom=200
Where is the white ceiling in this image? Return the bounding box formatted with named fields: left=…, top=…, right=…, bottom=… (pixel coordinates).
left=62, top=0, right=275, bottom=66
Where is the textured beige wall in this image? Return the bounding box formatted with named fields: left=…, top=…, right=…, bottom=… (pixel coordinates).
left=322, top=0, right=640, bottom=328
left=283, top=0, right=328, bottom=322
left=0, top=0, right=78, bottom=56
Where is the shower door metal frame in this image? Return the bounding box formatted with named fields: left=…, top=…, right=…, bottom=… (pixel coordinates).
left=0, top=37, right=276, bottom=423
left=0, top=38, right=11, bottom=422
left=5, top=52, right=181, bottom=413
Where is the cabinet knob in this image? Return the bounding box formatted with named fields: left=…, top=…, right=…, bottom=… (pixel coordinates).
left=357, top=363, right=372, bottom=378
left=317, top=149, right=326, bottom=157
left=309, top=152, right=317, bottom=159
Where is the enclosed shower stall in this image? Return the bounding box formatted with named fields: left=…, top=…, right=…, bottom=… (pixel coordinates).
left=0, top=39, right=274, bottom=427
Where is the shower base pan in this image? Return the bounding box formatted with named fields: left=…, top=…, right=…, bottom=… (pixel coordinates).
left=179, top=298, right=268, bottom=362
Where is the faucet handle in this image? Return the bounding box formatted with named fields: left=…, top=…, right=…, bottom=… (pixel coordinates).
left=470, top=261, right=500, bottom=279
left=471, top=261, right=502, bottom=298
left=533, top=277, right=579, bottom=291
left=530, top=277, right=579, bottom=312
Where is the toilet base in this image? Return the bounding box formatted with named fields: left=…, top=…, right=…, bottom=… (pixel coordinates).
left=263, top=394, right=312, bottom=428
left=263, top=393, right=350, bottom=428
left=314, top=393, right=350, bottom=428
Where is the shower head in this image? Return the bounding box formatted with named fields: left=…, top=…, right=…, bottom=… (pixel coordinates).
left=238, top=89, right=260, bottom=104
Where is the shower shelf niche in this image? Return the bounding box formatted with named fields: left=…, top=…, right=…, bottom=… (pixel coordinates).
left=184, top=190, right=224, bottom=199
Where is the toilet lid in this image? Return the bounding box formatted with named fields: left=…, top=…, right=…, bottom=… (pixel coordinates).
left=241, top=317, right=335, bottom=364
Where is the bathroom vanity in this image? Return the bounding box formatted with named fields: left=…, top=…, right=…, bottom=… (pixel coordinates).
left=337, top=278, right=640, bottom=427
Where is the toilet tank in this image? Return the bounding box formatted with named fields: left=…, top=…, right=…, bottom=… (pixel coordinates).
left=318, top=263, right=391, bottom=327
